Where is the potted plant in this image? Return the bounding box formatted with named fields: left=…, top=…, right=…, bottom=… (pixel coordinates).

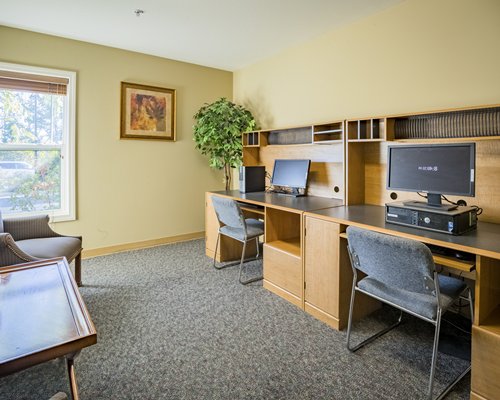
left=193, top=98, right=256, bottom=190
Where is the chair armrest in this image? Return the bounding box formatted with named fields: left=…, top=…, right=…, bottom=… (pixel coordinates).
left=0, top=232, right=38, bottom=267
left=3, top=215, right=63, bottom=241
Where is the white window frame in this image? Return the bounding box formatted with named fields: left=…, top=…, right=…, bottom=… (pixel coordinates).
left=0, top=62, right=76, bottom=222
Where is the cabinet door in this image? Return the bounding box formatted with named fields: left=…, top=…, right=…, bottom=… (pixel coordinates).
left=304, top=217, right=340, bottom=321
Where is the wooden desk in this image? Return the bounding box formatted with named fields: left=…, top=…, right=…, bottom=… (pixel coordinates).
left=304, top=205, right=500, bottom=400
left=210, top=190, right=344, bottom=213
left=0, top=258, right=97, bottom=400
left=206, top=190, right=343, bottom=308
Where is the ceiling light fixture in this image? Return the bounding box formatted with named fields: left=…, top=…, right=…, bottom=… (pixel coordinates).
left=134, top=9, right=144, bottom=17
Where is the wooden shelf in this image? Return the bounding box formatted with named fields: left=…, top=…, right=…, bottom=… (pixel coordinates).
left=265, top=238, right=301, bottom=258
left=389, top=106, right=500, bottom=140
left=472, top=301, right=500, bottom=398
left=478, top=305, right=500, bottom=336
left=312, top=121, right=343, bottom=144
left=314, top=129, right=343, bottom=134
left=240, top=206, right=265, bottom=216
left=241, top=119, right=345, bottom=197
left=340, top=232, right=475, bottom=272
left=265, top=143, right=313, bottom=148
left=393, top=136, right=500, bottom=143
left=242, top=131, right=260, bottom=147
left=433, top=254, right=475, bottom=272
left=348, top=138, right=384, bottom=143
left=347, top=118, right=385, bottom=141
left=313, top=139, right=343, bottom=144
left=246, top=121, right=344, bottom=146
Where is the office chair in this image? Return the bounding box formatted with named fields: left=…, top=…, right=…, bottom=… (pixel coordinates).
left=211, top=196, right=264, bottom=285
left=346, top=226, right=473, bottom=400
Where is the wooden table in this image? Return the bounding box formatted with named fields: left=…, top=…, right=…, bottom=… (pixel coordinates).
left=0, top=258, right=97, bottom=400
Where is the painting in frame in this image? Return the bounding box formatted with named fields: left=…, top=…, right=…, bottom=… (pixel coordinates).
left=120, top=82, right=176, bottom=141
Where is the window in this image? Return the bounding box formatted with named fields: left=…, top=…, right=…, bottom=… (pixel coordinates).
left=0, top=62, right=76, bottom=221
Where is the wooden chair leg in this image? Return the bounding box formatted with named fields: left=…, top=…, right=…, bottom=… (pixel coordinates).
left=66, top=354, right=80, bottom=400
left=75, top=253, right=82, bottom=287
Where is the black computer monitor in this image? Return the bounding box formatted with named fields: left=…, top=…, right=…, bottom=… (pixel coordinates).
left=387, top=143, right=475, bottom=210
left=271, top=159, right=311, bottom=196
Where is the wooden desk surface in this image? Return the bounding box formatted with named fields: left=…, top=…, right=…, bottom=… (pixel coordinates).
left=211, top=190, right=343, bottom=213
left=0, top=258, right=97, bottom=377
left=306, top=205, right=500, bottom=259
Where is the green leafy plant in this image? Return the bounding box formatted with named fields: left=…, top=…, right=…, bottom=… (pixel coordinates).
left=10, top=153, right=61, bottom=211
left=193, top=98, right=256, bottom=190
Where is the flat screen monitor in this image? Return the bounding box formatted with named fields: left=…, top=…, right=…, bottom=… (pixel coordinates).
left=387, top=143, right=475, bottom=210
left=271, top=159, right=311, bottom=191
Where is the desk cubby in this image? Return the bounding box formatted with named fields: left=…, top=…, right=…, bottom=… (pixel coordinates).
left=244, top=121, right=344, bottom=147
left=263, top=207, right=303, bottom=307
left=242, top=131, right=268, bottom=147
left=313, top=121, right=343, bottom=143
left=347, top=118, right=386, bottom=142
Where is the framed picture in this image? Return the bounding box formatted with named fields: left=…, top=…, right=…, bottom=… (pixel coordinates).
left=120, top=82, right=176, bottom=141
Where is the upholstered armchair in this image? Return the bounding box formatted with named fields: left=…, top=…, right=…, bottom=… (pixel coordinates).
left=0, top=213, right=83, bottom=286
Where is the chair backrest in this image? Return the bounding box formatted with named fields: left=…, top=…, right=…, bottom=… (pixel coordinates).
left=346, top=226, right=436, bottom=295
left=211, top=196, right=245, bottom=230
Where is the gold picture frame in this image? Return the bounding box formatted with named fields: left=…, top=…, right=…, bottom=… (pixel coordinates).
left=120, top=82, right=176, bottom=141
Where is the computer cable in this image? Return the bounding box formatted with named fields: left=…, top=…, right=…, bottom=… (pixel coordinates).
left=440, top=195, right=483, bottom=216
left=441, top=317, right=472, bottom=336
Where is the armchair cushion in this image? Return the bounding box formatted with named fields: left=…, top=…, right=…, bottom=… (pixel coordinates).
left=16, top=237, right=82, bottom=263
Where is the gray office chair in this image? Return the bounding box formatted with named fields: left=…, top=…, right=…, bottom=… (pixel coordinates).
left=346, top=226, right=473, bottom=400
left=211, top=196, right=264, bottom=285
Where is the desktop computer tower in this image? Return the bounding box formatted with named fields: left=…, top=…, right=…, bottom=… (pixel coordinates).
left=385, top=202, right=477, bottom=235
left=239, top=166, right=266, bottom=193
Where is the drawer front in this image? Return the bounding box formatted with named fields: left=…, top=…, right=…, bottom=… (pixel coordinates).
left=263, top=244, right=301, bottom=297
left=472, top=325, right=500, bottom=399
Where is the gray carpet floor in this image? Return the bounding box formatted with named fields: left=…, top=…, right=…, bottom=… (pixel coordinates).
left=0, top=239, right=470, bottom=400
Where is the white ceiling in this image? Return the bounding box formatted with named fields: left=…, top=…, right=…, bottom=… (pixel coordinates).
left=0, top=0, right=404, bottom=71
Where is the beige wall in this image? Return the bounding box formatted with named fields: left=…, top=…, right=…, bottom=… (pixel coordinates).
left=3, top=0, right=500, bottom=250
left=234, top=0, right=500, bottom=127
left=0, top=26, right=232, bottom=251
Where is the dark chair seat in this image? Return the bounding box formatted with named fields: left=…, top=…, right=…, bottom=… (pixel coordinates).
left=17, top=237, right=82, bottom=262
left=358, top=275, right=467, bottom=320
left=219, top=219, right=264, bottom=241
